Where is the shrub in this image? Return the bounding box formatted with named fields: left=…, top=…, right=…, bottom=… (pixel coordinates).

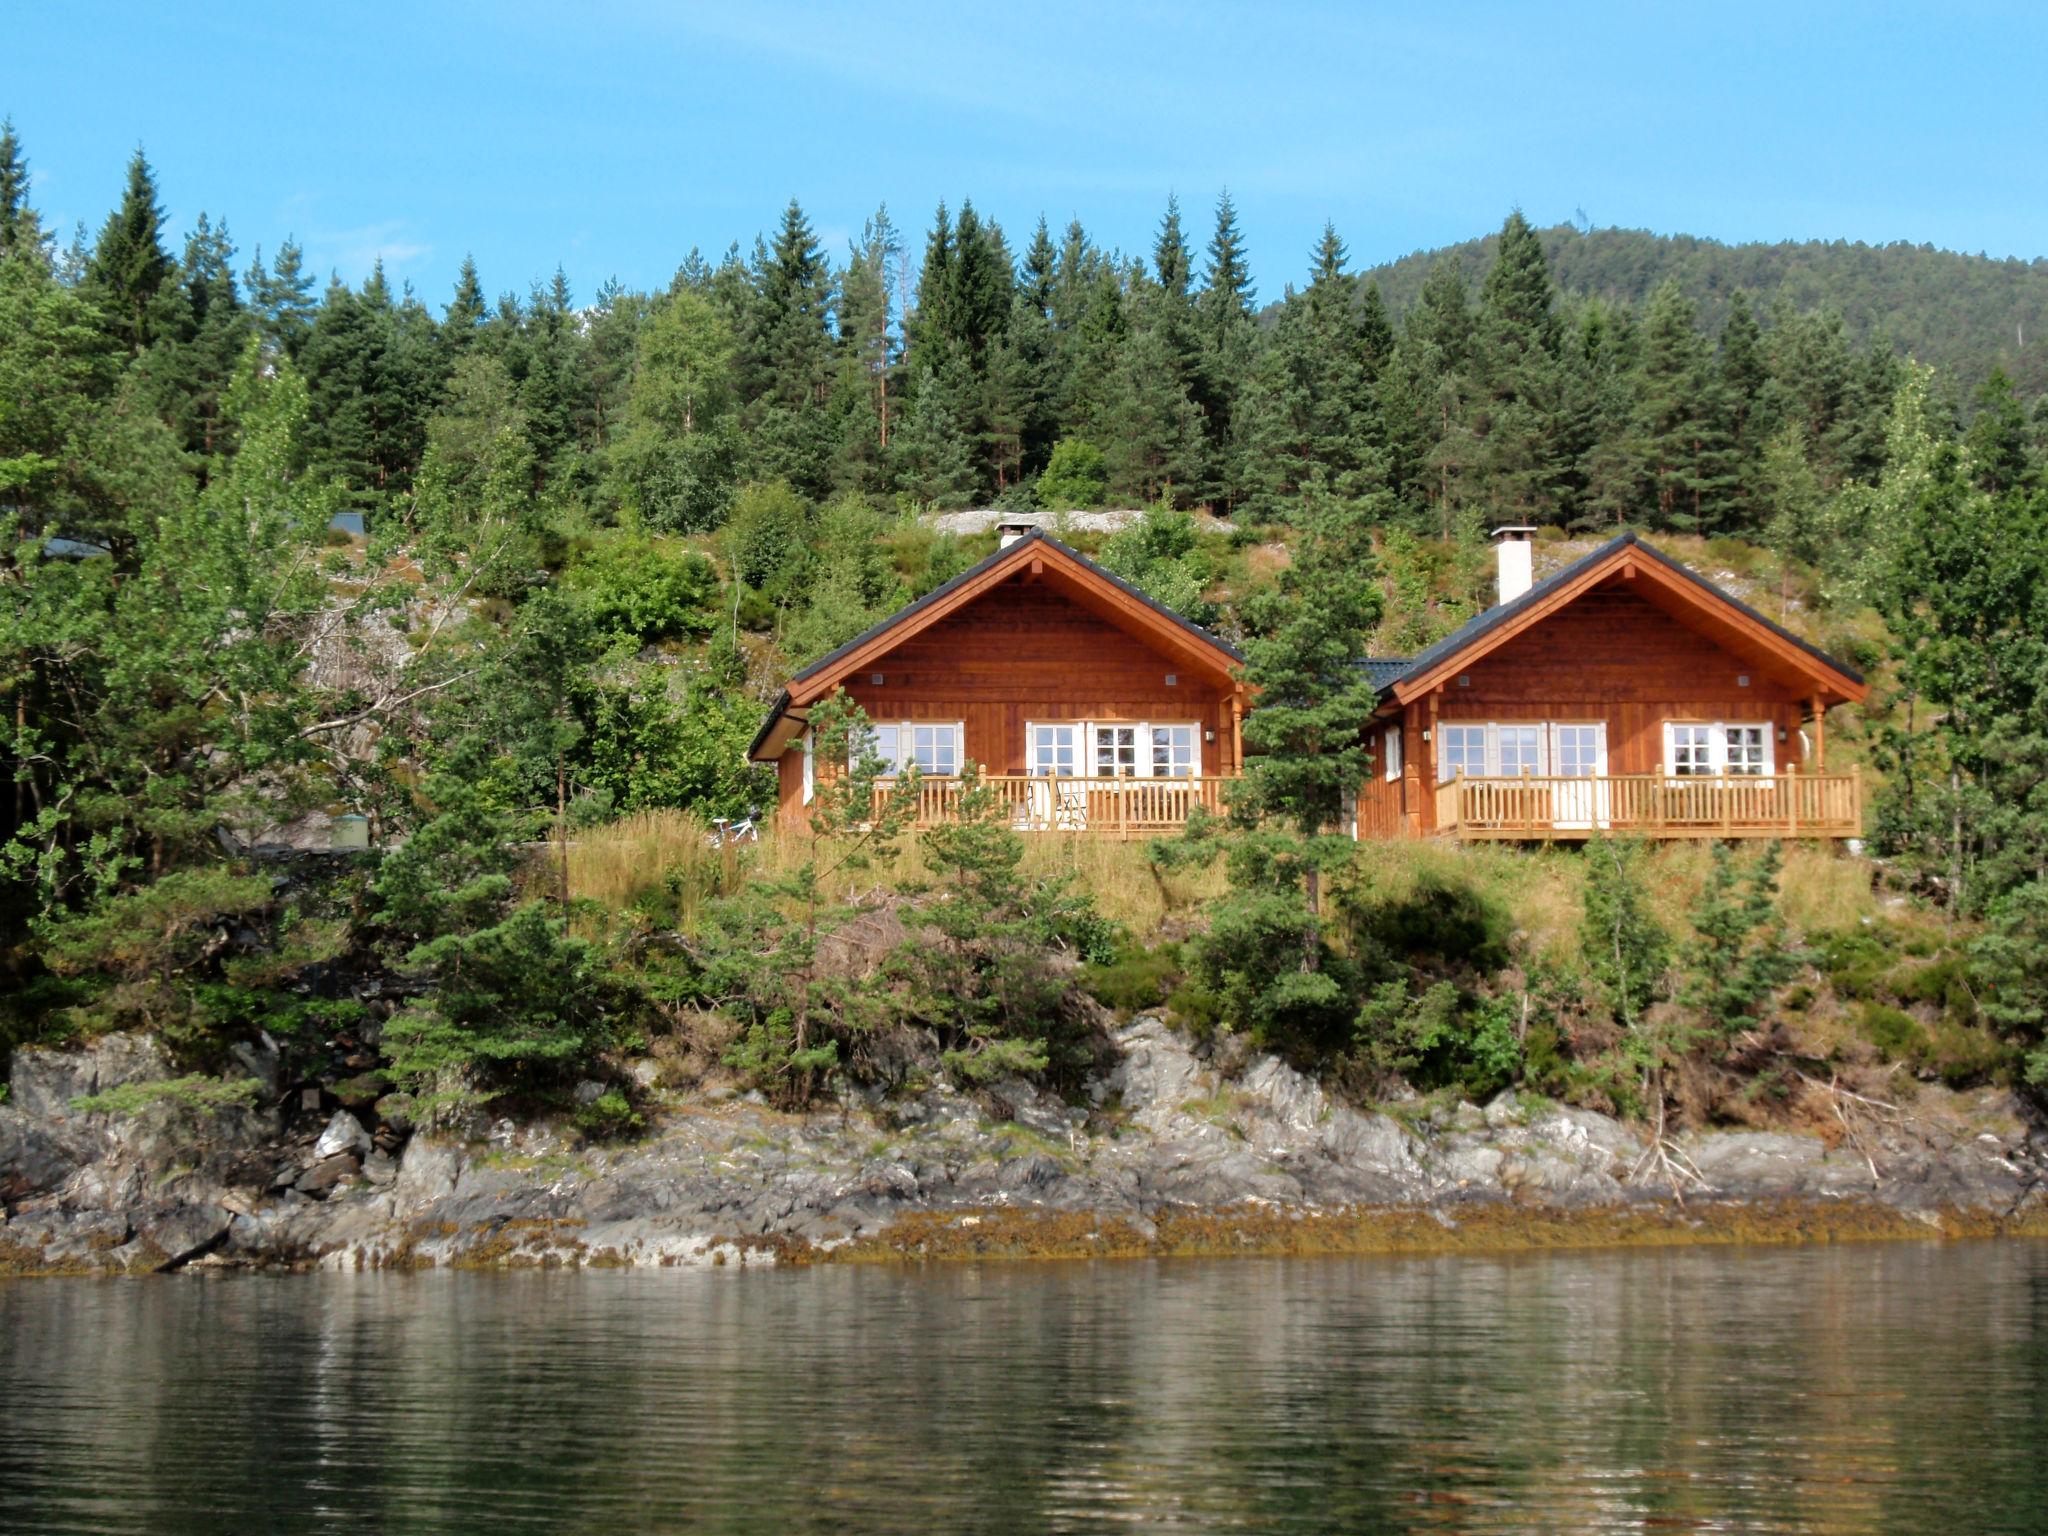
left=572, top=1088, right=643, bottom=1140
left=1857, top=1002, right=1928, bottom=1064
left=1080, top=941, right=1182, bottom=1015
left=1036, top=439, right=1108, bottom=509
left=565, top=535, right=721, bottom=643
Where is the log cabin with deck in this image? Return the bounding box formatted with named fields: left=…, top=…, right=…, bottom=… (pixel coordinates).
left=747, top=523, right=1248, bottom=837
left=1351, top=528, right=1869, bottom=842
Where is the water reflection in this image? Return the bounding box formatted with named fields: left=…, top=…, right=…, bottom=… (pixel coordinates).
left=4, top=1243, right=2047, bottom=1533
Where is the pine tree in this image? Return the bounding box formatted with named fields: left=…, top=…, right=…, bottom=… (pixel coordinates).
left=86, top=149, right=174, bottom=354
left=1633, top=279, right=1735, bottom=531
left=1380, top=258, right=1474, bottom=533
left=1193, top=190, right=1257, bottom=505
left=245, top=239, right=318, bottom=357
left=1465, top=211, right=1568, bottom=520
left=445, top=254, right=487, bottom=342
left=836, top=204, right=902, bottom=480
left=891, top=364, right=978, bottom=507
left=1235, top=223, right=1383, bottom=518
left=1169, top=481, right=1383, bottom=1056
left=154, top=213, right=251, bottom=457
left=1965, top=368, right=2033, bottom=495
left=0, top=118, right=47, bottom=261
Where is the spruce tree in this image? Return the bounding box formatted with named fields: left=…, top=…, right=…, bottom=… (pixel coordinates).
left=445, top=254, right=487, bottom=341
left=245, top=239, right=318, bottom=357
left=0, top=118, right=46, bottom=260
left=1469, top=210, right=1567, bottom=520
left=86, top=148, right=174, bottom=354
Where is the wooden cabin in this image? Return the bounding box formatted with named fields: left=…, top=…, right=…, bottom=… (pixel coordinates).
left=1352, top=529, right=1869, bottom=841
left=748, top=527, right=1247, bottom=836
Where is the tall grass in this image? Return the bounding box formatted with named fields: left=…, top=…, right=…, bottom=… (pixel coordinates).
left=566, top=809, right=746, bottom=929
left=564, top=805, right=1898, bottom=962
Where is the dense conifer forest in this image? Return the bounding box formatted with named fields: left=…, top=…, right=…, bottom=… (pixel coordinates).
left=3, top=123, right=2045, bottom=1132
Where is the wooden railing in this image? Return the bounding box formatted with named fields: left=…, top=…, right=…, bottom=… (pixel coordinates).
left=874, top=775, right=1235, bottom=837
left=1435, top=770, right=1862, bottom=841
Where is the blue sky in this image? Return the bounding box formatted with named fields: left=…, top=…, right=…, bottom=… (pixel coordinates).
left=6, top=1, right=2045, bottom=311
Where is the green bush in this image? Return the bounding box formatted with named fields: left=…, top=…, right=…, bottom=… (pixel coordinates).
left=1081, top=941, right=1182, bottom=1015
left=1858, top=1001, right=1928, bottom=1063
left=1036, top=439, right=1108, bottom=509
left=572, top=1088, right=644, bottom=1140
left=1345, top=872, right=1511, bottom=973
left=565, top=534, right=721, bottom=643
left=1357, top=980, right=1522, bottom=1100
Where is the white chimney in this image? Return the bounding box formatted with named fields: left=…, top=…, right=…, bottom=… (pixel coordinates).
left=997, top=513, right=1039, bottom=549
left=1491, top=526, right=1537, bottom=605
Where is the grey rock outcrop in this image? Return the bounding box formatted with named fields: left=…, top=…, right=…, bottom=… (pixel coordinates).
left=3, top=1018, right=2043, bottom=1274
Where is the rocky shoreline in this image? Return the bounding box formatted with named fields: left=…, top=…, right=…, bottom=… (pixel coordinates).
left=4, top=1019, right=2045, bottom=1277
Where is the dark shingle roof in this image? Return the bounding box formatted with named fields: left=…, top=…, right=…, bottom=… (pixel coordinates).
left=1359, top=657, right=1413, bottom=691
left=1363, top=531, right=1864, bottom=699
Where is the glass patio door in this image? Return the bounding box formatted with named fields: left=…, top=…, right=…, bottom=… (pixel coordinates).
left=1549, top=723, right=1608, bottom=829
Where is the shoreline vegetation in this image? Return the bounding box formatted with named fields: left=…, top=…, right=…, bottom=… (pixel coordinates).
left=5, top=130, right=2048, bottom=1273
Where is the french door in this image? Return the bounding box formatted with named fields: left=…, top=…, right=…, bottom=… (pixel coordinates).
left=1549, top=723, right=1608, bottom=829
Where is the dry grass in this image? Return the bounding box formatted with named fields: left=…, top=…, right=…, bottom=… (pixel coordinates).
left=752, top=825, right=1227, bottom=943
left=565, top=809, right=746, bottom=927
left=564, top=809, right=1226, bottom=944
left=565, top=804, right=1903, bottom=966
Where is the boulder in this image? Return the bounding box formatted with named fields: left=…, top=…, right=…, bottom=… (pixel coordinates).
left=313, top=1109, right=371, bottom=1161
left=134, top=1203, right=233, bottom=1270
left=295, top=1153, right=362, bottom=1197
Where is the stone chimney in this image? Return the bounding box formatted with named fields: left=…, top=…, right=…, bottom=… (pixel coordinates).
left=1491, top=526, right=1537, bottom=605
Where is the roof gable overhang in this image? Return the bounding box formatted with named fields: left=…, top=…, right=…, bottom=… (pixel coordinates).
left=1378, top=533, right=1868, bottom=713
left=748, top=529, right=1243, bottom=761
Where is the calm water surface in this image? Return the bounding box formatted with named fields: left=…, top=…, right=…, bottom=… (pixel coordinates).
left=4, top=1242, right=2048, bottom=1534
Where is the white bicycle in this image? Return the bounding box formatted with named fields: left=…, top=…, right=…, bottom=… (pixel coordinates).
left=708, top=807, right=761, bottom=848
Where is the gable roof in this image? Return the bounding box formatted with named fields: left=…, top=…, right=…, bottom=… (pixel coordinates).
left=1368, top=532, right=1867, bottom=710
left=748, top=527, right=1243, bottom=761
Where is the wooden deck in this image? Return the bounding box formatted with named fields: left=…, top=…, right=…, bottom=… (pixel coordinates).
left=1433, top=770, right=1862, bottom=841
left=877, top=775, right=1235, bottom=837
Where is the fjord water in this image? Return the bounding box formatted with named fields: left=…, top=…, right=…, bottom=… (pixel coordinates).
left=5, top=1244, right=2048, bottom=1534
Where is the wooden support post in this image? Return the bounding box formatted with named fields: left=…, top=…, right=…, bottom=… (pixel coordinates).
left=1810, top=695, right=1826, bottom=773
left=1424, top=689, right=1442, bottom=833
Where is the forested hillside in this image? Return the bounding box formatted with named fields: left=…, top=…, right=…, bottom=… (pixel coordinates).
left=1361, top=224, right=2048, bottom=398
left=3, top=123, right=2046, bottom=1138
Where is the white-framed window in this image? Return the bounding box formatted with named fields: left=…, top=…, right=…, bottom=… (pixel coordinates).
left=1094, top=724, right=1139, bottom=777
left=1497, top=725, right=1544, bottom=777
left=1435, top=721, right=1611, bottom=781
left=855, top=720, right=964, bottom=777
left=1151, top=724, right=1198, bottom=778
left=1551, top=724, right=1603, bottom=778
left=1439, top=724, right=1488, bottom=782
left=801, top=733, right=815, bottom=805
left=1028, top=723, right=1079, bottom=777
left=1383, top=725, right=1403, bottom=782
left=1664, top=721, right=1772, bottom=777
left=1024, top=720, right=1204, bottom=779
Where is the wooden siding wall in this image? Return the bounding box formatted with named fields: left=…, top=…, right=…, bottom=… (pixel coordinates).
left=1365, top=585, right=1820, bottom=837
left=777, top=577, right=1238, bottom=822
